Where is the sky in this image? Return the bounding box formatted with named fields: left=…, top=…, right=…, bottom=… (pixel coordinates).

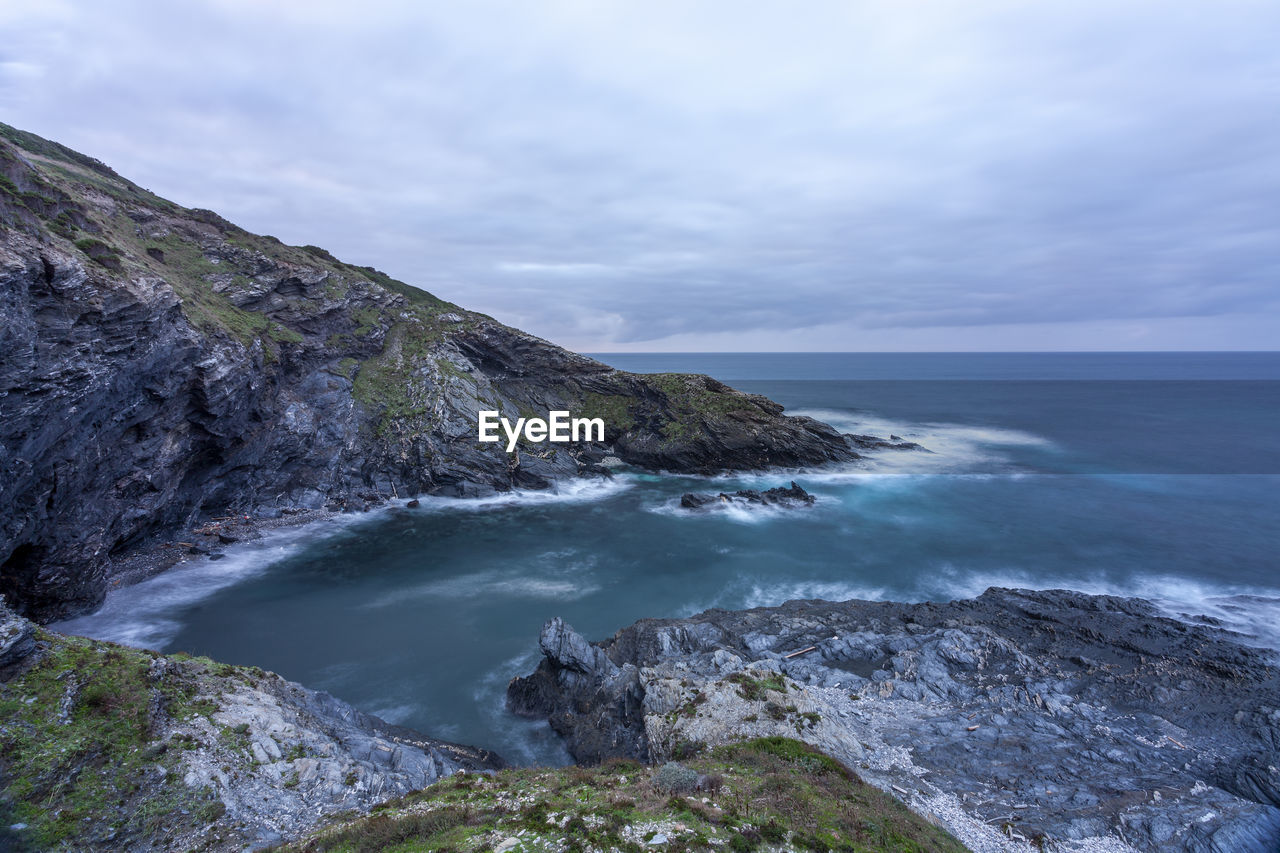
left=2, top=1, right=1278, bottom=351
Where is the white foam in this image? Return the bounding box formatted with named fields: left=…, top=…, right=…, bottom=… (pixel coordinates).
left=473, top=648, right=574, bottom=766
left=678, top=565, right=1280, bottom=655
left=646, top=492, right=830, bottom=524
left=791, top=408, right=1054, bottom=475
left=52, top=515, right=365, bottom=649
left=366, top=550, right=602, bottom=608
left=911, top=566, right=1280, bottom=654
left=740, top=579, right=890, bottom=610
left=52, top=477, right=632, bottom=649
left=404, top=475, right=633, bottom=513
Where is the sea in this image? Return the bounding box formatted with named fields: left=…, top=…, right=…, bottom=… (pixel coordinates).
left=55, top=352, right=1280, bottom=766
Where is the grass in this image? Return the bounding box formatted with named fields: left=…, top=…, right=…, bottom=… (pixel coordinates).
left=276, top=738, right=967, bottom=853
left=624, top=373, right=763, bottom=443
left=579, top=393, right=636, bottom=435
left=726, top=671, right=790, bottom=702
left=0, top=630, right=229, bottom=850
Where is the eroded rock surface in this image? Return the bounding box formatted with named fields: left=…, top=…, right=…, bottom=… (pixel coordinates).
left=509, top=588, right=1280, bottom=852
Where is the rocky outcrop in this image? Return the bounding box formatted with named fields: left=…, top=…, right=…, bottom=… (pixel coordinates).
left=0, top=122, right=860, bottom=621
left=680, top=480, right=817, bottom=509
left=0, top=600, right=500, bottom=851
left=0, top=595, right=36, bottom=677
left=508, top=588, right=1280, bottom=852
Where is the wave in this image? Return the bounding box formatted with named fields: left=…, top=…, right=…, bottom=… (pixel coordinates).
left=53, top=476, right=632, bottom=650
left=645, top=492, right=832, bottom=525
left=472, top=648, right=574, bottom=766
left=913, top=567, right=1280, bottom=654
left=791, top=407, right=1053, bottom=474
left=706, top=567, right=1280, bottom=655
left=399, top=474, right=634, bottom=513
left=51, top=515, right=366, bottom=649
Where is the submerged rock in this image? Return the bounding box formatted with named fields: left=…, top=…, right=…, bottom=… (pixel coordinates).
left=509, top=588, right=1280, bottom=852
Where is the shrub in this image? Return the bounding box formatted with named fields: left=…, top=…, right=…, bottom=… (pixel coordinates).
left=653, top=762, right=700, bottom=793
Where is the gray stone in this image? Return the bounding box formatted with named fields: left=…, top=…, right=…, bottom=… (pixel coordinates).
left=510, top=588, right=1280, bottom=852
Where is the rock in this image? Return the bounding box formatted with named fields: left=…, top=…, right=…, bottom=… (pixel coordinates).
left=649, top=832, right=668, bottom=845
left=405, top=499, right=420, bottom=508
left=509, top=588, right=1280, bottom=852
left=0, top=124, right=860, bottom=622
left=680, top=481, right=816, bottom=509
left=539, top=617, right=616, bottom=677
left=0, top=596, right=37, bottom=678
left=846, top=433, right=924, bottom=451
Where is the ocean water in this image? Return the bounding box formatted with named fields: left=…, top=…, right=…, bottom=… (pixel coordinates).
left=56, top=352, right=1280, bottom=766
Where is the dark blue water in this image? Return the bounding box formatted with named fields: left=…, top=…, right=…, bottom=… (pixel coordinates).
left=58, top=353, right=1280, bottom=765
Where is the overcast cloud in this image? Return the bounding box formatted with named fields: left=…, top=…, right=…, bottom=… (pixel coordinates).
left=2, top=0, right=1277, bottom=350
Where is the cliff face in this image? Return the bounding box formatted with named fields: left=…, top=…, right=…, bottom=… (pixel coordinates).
left=0, top=123, right=858, bottom=622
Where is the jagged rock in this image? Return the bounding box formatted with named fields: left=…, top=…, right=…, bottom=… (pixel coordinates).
left=680, top=481, right=817, bottom=509
left=0, top=123, right=860, bottom=621
left=509, top=588, right=1280, bottom=852
left=0, top=596, right=36, bottom=678
left=508, top=618, right=646, bottom=764
left=847, top=433, right=923, bottom=451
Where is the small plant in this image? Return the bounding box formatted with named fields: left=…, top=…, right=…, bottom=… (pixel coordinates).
left=653, top=761, right=700, bottom=793
left=725, top=671, right=787, bottom=701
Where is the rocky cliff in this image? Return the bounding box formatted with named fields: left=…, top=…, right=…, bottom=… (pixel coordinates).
left=0, top=122, right=859, bottom=622
left=508, top=589, right=1280, bottom=852
left=0, top=596, right=500, bottom=851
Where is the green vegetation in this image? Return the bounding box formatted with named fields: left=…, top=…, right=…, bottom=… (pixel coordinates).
left=277, top=737, right=966, bottom=853
left=579, top=392, right=636, bottom=434
left=726, top=671, right=790, bottom=701
left=73, top=237, right=123, bottom=271
left=349, top=307, right=484, bottom=434
left=0, top=630, right=228, bottom=850
left=641, top=373, right=761, bottom=442
left=350, top=322, right=433, bottom=433
left=0, top=122, right=121, bottom=180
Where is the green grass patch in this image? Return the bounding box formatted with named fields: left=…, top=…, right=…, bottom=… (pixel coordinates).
left=725, top=671, right=789, bottom=701
left=278, top=737, right=966, bottom=853
left=0, top=631, right=227, bottom=850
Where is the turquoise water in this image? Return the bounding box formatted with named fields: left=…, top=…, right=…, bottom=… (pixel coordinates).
left=57, top=353, right=1280, bottom=765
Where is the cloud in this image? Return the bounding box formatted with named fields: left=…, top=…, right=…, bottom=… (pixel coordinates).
left=1, top=0, right=1277, bottom=350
